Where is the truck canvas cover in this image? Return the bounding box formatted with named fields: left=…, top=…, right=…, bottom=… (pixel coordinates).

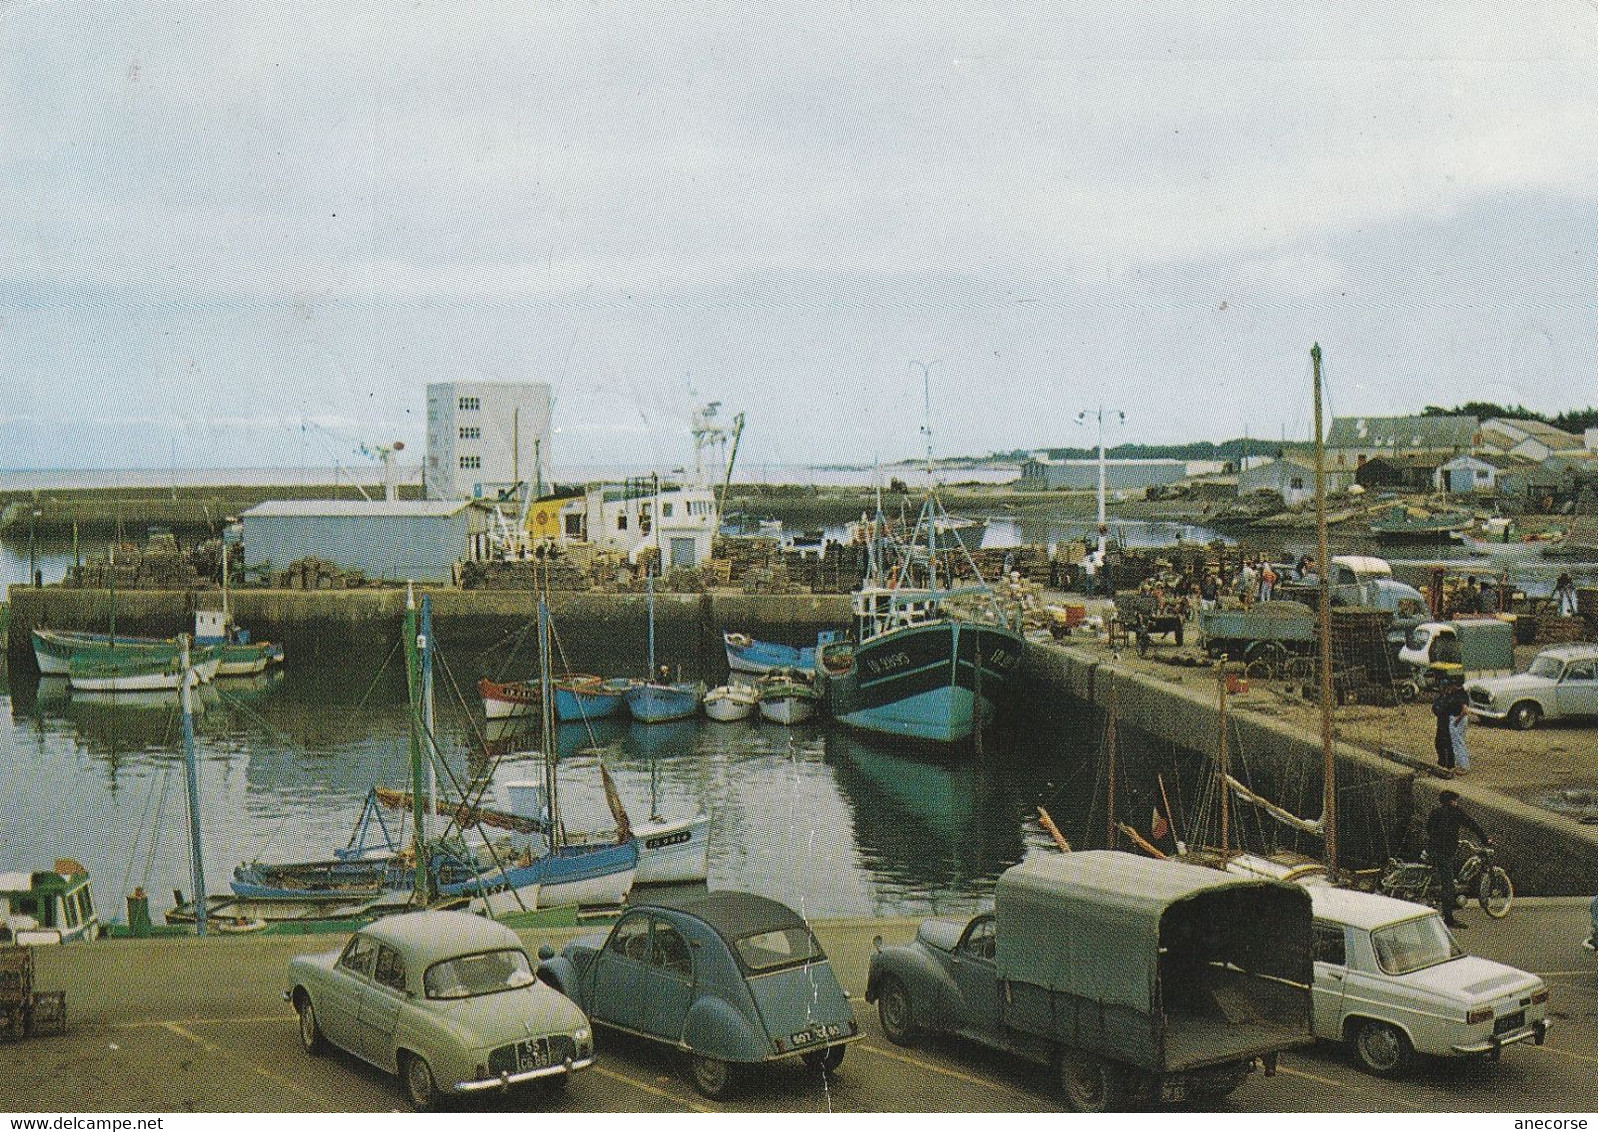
left=995, top=851, right=1313, bottom=1071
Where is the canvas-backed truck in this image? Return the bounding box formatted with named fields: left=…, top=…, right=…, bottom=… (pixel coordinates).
left=1398, top=618, right=1515, bottom=695
left=865, top=851, right=1314, bottom=1112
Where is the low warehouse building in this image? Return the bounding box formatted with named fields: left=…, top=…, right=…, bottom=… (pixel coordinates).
left=240, top=499, right=494, bottom=584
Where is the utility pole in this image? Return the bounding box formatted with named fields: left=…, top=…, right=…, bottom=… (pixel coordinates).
left=1076, top=407, right=1125, bottom=556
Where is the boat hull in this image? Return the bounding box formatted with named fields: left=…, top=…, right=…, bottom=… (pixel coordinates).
left=34, top=629, right=170, bottom=676
left=633, top=814, right=712, bottom=885
left=822, top=621, right=1022, bottom=744
left=758, top=695, right=819, bottom=725
left=625, top=682, right=704, bottom=723
left=67, top=650, right=223, bottom=692
left=724, top=632, right=817, bottom=675
left=553, top=678, right=630, bottom=723
left=215, top=642, right=283, bottom=677
left=703, top=685, right=757, bottom=721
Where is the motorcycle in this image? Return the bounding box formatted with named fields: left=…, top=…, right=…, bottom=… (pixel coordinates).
left=1377, top=839, right=1514, bottom=919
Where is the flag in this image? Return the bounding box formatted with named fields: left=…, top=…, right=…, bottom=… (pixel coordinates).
left=1151, top=806, right=1169, bottom=841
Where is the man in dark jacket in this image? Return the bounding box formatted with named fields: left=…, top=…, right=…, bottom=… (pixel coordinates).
left=1432, top=676, right=1468, bottom=771
left=1426, top=790, right=1489, bottom=928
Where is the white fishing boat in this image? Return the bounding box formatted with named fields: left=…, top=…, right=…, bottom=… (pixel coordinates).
left=66, top=648, right=223, bottom=692
left=756, top=669, right=822, bottom=725
left=633, top=813, right=713, bottom=885
left=703, top=682, right=758, bottom=721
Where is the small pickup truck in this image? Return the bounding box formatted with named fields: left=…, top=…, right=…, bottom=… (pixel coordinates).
left=865, top=851, right=1314, bottom=1112
left=1465, top=644, right=1598, bottom=730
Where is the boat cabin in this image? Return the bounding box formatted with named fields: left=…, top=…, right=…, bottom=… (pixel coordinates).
left=0, top=862, right=99, bottom=945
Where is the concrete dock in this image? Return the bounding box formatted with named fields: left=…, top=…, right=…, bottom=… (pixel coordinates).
left=3, top=904, right=1595, bottom=1113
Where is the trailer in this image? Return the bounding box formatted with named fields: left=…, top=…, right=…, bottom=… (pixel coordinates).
left=1199, top=600, right=1316, bottom=670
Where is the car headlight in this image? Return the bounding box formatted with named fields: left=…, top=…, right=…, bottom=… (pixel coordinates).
left=573, top=1026, right=591, bottom=1043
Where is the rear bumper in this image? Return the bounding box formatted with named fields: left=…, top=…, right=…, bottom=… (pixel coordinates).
left=1451, top=1018, right=1550, bottom=1055
left=455, top=1055, right=595, bottom=1092
left=767, top=1032, right=864, bottom=1062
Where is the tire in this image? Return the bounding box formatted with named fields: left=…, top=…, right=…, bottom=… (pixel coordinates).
left=1352, top=1019, right=1413, bottom=1078
left=1479, top=866, right=1514, bottom=919
left=688, top=1053, right=742, bottom=1100
left=295, top=993, right=325, bottom=1055
left=876, top=976, right=917, bottom=1047
left=1508, top=701, right=1542, bottom=731
left=802, top=1045, right=846, bottom=1074
left=403, top=1052, right=440, bottom=1111
left=1059, top=1051, right=1125, bottom=1113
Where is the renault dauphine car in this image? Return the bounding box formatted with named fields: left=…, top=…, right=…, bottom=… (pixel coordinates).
left=286, top=910, right=594, bottom=1108
left=535, top=891, right=859, bottom=1098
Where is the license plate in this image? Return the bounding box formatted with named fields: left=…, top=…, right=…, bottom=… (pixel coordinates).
left=515, top=1038, right=551, bottom=1070
left=790, top=1023, right=841, bottom=1047
left=1494, top=1011, right=1525, bottom=1035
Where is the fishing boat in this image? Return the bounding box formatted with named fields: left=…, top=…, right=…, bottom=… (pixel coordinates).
left=723, top=631, right=818, bottom=675
left=623, top=575, right=704, bottom=723
left=626, top=720, right=712, bottom=885
left=479, top=675, right=538, bottom=721
left=0, top=860, right=99, bottom=945
left=1368, top=505, right=1472, bottom=542
left=66, top=645, right=223, bottom=692
left=480, top=673, right=632, bottom=723
left=1460, top=519, right=1565, bottom=558
left=818, top=497, right=1023, bottom=744
left=756, top=667, right=822, bottom=725
left=703, top=682, right=758, bottom=721
left=205, top=537, right=286, bottom=676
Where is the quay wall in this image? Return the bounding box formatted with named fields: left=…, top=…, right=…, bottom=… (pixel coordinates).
left=1024, top=640, right=1598, bottom=897
left=3, top=586, right=852, bottom=676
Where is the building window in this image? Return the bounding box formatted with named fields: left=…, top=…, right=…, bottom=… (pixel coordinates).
left=617, top=514, right=627, bottom=531
left=458, top=396, right=480, bottom=411
left=1289, top=477, right=1305, bottom=490
left=662, top=502, right=674, bottom=517
left=459, top=426, right=481, bottom=440
left=459, top=455, right=481, bottom=470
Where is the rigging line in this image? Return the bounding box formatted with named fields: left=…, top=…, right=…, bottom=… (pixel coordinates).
left=546, top=614, right=605, bottom=751
left=121, top=769, right=165, bottom=900
left=350, top=636, right=405, bottom=715
left=144, top=766, right=175, bottom=889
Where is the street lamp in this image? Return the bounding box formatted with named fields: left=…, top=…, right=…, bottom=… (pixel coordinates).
left=909, top=360, right=942, bottom=479
left=1075, top=408, right=1125, bottom=552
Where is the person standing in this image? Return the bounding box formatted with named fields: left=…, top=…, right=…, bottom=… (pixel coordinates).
left=1432, top=675, right=1468, bottom=771
left=1554, top=572, right=1578, bottom=618
left=1426, top=791, right=1489, bottom=928
left=1260, top=561, right=1277, bottom=602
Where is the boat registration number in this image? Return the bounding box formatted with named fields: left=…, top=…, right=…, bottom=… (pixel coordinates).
left=645, top=829, right=694, bottom=850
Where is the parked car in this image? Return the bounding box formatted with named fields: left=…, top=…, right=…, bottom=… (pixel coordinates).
left=536, top=891, right=859, bottom=1098
left=1465, top=644, right=1598, bottom=730
left=286, top=910, right=594, bottom=1109
left=1307, top=886, right=1549, bottom=1076
left=866, top=851, right=1315, bottom=1112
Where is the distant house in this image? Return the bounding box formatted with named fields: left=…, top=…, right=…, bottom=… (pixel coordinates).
left=1478, top=418, right=1587, bottom=464
left=1355, top=454, right=1446, bottom=493
left=1325, top=415, right=1478, bottom=475
left=1236, top=455, right=1354, bottom=507
left=1436, top=453, right=1518, bottom=495
left=1019, top=458, right=1192, bottom=491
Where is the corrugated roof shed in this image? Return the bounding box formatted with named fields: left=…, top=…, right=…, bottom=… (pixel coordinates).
left=1326, top=415, right=1478, bottom=451
left=240, top=500, right=482, bottom=518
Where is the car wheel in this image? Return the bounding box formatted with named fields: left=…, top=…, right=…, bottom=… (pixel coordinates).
left=403, top=1052, right=440, bottom=1111
left=295, top=993, right=325, bottom=1055
left=1353, top=1020, right=1413, bottom=1078
left=1508, top=701, right=1542, bottom=731
left=802, top=1045, right=846, bottom=1074
left=688, top=1053, right=741, bottom=1100
left=876, top=976, right=917, bottom=1046
left=1059, top=1051, right=1124, bottom=1113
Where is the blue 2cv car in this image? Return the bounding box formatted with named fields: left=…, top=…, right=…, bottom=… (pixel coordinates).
left=536, top=891, right=860, bottom=1098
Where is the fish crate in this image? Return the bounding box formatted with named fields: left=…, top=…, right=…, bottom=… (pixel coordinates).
left=0, top=946, right=33, bottom=1006
left=27, top=991, right=66, bottom=1037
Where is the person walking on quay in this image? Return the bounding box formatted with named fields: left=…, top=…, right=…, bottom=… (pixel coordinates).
left=1432, top=674, right=1469, bottom=772
left=1554, top=572, right=1578, bottom=618
left=1259, top=561, right=1277, bottom=603
left=1427, top=790, right=1490, bottom=928
left=1199, top=570, right=1219, bottom=612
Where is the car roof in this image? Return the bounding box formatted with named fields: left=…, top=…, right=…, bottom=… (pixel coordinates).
left=1535, top=645, right=1598, bottom=662
left=633, top=891, right=810, bottom=945
left=1308, top=885, right=1434, bottom=930
left=359, top=909, right=523, bottom=963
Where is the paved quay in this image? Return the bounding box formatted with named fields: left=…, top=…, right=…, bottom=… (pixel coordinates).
left=4, top=903, right=1596, bottom=1114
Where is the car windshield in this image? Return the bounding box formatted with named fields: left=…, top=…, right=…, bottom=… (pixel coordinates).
left=1528, top=655, right=1564, bottom=680
left=734, top=926, right=825, bottom=973
left=1371, top=915, right=1463, bottom=976
left=424, top=947, right=535, bottom=1000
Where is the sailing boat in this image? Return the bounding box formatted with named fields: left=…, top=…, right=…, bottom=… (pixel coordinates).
left=623, top=573, right=705, bottom=723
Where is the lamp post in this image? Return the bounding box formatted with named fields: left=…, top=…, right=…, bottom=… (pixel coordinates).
left=909, top=360, right=941, bottom=480
left=1075, top=407, right=1125, bottom=555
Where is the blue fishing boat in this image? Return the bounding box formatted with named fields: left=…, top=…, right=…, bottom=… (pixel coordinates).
left=817, top=497, right=1023, bottom=745
left=722, top=631, right=819, bottom=675
left=553, top=675, right=634, bottom=722
left=624, top=574, right=703, bottom=723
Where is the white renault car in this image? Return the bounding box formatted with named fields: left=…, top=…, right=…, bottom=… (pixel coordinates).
left=1308, top=886, right=1549, bottom=1076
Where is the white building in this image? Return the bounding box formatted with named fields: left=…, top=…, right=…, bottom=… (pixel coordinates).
left=527, top=480, right=719, bottom=571
left=425, top=382, right=552, bottom=502
left=1478, top=418, right=1587, bottom=464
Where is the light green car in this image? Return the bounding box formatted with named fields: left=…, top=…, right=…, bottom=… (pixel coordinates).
left=287, top=910, right=594, bottom=1109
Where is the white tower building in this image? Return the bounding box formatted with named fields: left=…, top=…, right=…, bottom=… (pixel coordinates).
left=425, top=382, right=552, bottom=501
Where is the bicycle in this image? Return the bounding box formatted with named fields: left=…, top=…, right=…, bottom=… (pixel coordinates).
left=1377, top=839, right=1514, bottom=919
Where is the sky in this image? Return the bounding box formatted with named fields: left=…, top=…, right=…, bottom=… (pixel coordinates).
left=2, top=1, right=1596, bottom=474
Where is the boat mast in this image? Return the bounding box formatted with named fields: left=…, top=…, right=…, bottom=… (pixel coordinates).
left=1313, top=343, right=1337, bottom=876
left=1217, top=663, right=1230, bottom=859
left=179, top=634, right=207, bottom=937
left=538, top=597, right=561, bottom=851
left=108, top=543, right=116, bottom=647
left=420, top=594, right=438, bottom=847
left=1104, top=677, right=1118, bottom=850
left=403, top=584, right=430, bottom=904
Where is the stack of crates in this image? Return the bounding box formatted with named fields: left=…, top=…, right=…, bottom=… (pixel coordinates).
left=0, top=946, right=32, bottom=1040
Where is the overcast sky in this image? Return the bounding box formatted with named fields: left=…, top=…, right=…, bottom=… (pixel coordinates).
left=2, top=1, right=1595, bottom=473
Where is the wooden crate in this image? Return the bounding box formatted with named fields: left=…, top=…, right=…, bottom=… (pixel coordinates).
left=28, top=990, right=66, bottom=1036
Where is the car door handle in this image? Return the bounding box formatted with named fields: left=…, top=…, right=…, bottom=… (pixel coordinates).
left=1324, top=970, right=1344, bottom=981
